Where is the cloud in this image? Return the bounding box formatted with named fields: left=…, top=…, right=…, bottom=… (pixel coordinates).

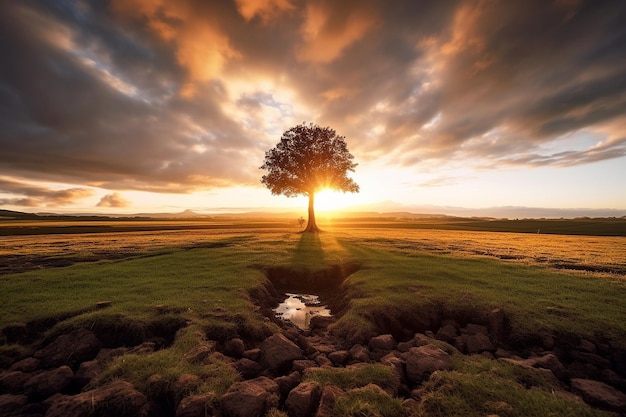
left=1, top=0, right=625, bottom=208
left=296, top=0, right=379, bottom=63
left=97, top=192, right=130, bottom=208
left=234, top=0, right=294, bottom=22
left=0, top=178, right=93, bottom=207
left=419, top=176, right=465, bottom=188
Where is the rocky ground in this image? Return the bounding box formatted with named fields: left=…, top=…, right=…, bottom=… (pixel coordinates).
left=2, top=303, right=626, bottom=417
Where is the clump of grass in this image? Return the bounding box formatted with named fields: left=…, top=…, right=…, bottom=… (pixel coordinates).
left=304, top=364, right=400, bottom=394
left=410, top=356, right=615, bottom=417
left=95, top=326, right=239, bottom=400
left=333, top=386, right=405, bottom=417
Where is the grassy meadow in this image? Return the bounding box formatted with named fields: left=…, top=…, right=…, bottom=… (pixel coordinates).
left=1, top=217, right=625, bottom=416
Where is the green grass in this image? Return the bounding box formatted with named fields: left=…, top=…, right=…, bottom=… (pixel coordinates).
left=330, top=236, right=626, bottom=346
left=409, top=355, right=615, bottom=417
left=2, top=229, right=625, bottom=347
left=1, top=226, right=624, bottom=416
left=0, top=237, right=269, bottom=330
left=304, top=364, right=400, bottom=393
left=333, top=386, right=405, bottom=417
left=95, top=325, right=239, bottom=400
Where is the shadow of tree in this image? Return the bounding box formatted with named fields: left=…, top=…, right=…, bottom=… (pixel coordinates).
left=292, top=232, right=325, bottom=267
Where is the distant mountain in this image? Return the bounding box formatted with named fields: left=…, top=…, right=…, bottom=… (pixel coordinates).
left=3, top=204, right=624, bottom=220
left=0, top=209, right=40, bottom=219
left=345, top=202, right=626, bottom=219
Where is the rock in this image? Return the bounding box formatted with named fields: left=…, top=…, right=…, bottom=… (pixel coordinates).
left=0, top=371, right=31, bottom=393
left=454, top=335, right=467, bottom=354
left=435, top=325, right=458, bottom=344
left=531, top=355, right=568, bottom=381
left=494, top=349, right=517, bottom=359
left=9, top=357, right=41, bottom=372
left=369, top=334, right=397, bottom=351
left=578, top=339, right=597, bottom=353
left=315, top=385, right=345, bottom=417
left=466, top=324, right=488, bottom=336
left=397, top=341, right=414, bottom=352
left=328, top=350, right=350, bottom=366
left=601, top=369, right=626, bottom=390
left=348, top=344, right=370, bottom=363
left=466, top=334, right=495, bottom=354
left=571, top=351, right=612, bottom=369
left=243, top=348, right=262, bottom=362
left=571, top=378, right=626, bottom=412
left=488, top=308, right=505, bottom=340
left=224, top=338, right=246, bottom=358
left=0, top=394, right=27, bottom=416
left=74, top=360, right=102, bottom=388
left=285, top=382, right=321, bottom=417
left=176, top=392, right=216, bottom=417
left=185, top=343, right=215, bottom=363
left=309, top=315, right=335, bottom=330
left=352, top=383, right=390, bottom=397
left=275, top=371, right=302, bottom=396
left=95, top=347, right=128, bottom=363
left=34, top=328, right=101, bottom=369
left=233, top=358, right=262, bottom=379
left=314, top=354, right=333, bottom=368
left=411, top=333, right=432, bottom=347
left=24, top=365, right=74, bottom=401
left=261, top=334, right=303, bottom=370
left=500, top=354, right=568, bottom=381
left=173, top=374, right=202, bottom=400
left=220, top=377, right=280, bottom=417
left=405, top=345, right=453, bottom=384
left=292, top=359, right=318, bottom=372
left=381, top=354, right=407, bottom=385
left=46, top=380, right=149, bottom=417
left=568, top=362, right=601, bottom=381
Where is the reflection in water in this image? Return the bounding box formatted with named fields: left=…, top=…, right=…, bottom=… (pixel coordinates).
left=274, top=293, right=331, bottom=329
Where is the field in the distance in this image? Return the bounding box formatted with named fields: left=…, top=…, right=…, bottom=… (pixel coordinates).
left=1, top=217, right=624, bottom=276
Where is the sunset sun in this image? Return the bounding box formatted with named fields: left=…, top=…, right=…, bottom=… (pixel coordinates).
left=315, top=189, right=352, bottom=212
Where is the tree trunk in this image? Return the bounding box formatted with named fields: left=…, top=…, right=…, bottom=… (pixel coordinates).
left=303, top=191, right=320, bottom=233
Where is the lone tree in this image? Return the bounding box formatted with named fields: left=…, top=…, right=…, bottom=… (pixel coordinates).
left=260, top=123, right=359, bottom=232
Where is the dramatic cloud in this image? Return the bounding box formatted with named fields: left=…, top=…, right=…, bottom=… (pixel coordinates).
left=0, top=178, right=93, bottom=207
left=1, top=0, right=625, bottom=208
left=97, top=192, right=130, bottom=208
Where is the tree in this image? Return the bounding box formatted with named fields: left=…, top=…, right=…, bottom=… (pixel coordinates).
left=260, top=123, right=359, bottom=232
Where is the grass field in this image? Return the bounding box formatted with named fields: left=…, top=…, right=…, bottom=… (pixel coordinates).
left=1, top=218, right=624, bottom=416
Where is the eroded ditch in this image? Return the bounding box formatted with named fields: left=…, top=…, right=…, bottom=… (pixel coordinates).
left=262, top=262, right=361, bottom=330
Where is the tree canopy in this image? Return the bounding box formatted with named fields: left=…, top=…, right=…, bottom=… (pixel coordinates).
left=260, top=123, right=359, bottom=232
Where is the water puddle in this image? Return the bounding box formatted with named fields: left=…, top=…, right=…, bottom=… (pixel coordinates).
left=274, top=293, right=331, bottom=329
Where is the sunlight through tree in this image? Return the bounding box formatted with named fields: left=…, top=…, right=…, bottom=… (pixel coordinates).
left=260, top=123, right=359, bottom=232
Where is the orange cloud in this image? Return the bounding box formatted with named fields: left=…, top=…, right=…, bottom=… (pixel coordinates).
left=111, top=0, right=239, bottom=96
left=97, top=192, right=130, bottom=208
left=234, top=0, right=294, bottom=22
left=297, top=2, right=378, bottom=63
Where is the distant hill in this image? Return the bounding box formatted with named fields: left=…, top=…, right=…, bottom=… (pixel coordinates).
left=0, top=209, right=40, bottom=219
left=2, top=205, right=624, bottom=221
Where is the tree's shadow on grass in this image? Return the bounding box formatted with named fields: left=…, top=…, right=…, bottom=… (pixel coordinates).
left=292, top=232, right=325, bottom=267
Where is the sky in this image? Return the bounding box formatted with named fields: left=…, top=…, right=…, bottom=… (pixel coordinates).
left=1, top=0, right=625, bottom=216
